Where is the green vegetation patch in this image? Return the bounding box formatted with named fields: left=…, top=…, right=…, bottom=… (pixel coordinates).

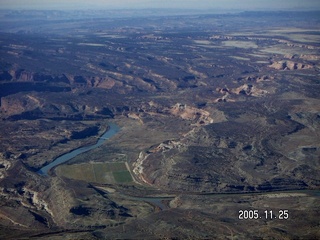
left=113, top=171, right=133, bottom=183
left=107, top=162, right=128, bottom=172
left=56, top=162, right=132, bottom=184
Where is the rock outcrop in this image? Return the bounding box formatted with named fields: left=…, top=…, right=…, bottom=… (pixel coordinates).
left=269, top=61, right=313, bottom=70
left=232, top=84, right=269, bottom=97
left=169, top=103, right=214, bottom=126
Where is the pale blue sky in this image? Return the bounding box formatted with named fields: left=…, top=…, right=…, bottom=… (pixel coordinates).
left=1, top=0, right=319, bottom=10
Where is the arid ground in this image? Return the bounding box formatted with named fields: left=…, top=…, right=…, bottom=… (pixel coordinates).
left=0, top=10, right=319, bottom=239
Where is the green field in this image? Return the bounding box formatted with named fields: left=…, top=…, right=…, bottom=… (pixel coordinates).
left=113, top=171, right=133, bottom=183
left=56, top=162, right=133, bottom=184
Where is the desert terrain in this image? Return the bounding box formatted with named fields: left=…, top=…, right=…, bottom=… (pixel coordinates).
left=0, top=10, right=319, bottom=239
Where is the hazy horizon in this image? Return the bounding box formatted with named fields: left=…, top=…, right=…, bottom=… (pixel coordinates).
left=1, top=0, right=320, bottom=11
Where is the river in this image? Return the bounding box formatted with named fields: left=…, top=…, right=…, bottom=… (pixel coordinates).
left=37, top=121, right=319, bottom=209
left=37, top=122, right=120, bottom=176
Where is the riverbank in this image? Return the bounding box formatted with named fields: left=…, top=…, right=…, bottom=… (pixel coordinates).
left=37, top=123, right=120, bottom=176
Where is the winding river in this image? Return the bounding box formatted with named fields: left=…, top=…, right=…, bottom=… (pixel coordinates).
left=37, top=123, right=120, bottom=176
left=37, top=122, right=320, bottom=211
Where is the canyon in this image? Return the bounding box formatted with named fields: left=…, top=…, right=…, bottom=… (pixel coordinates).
left=0, top=9, right=319, bottom=239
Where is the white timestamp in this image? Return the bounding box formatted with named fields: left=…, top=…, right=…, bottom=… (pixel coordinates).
left=238, top=210, right=289, bottom=220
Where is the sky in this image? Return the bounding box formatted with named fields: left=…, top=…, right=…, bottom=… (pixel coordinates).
left=0, top=0, right=320, bottom=11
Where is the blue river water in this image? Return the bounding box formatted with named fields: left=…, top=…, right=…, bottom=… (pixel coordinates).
left=37, top=123, right=120, bottom=176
